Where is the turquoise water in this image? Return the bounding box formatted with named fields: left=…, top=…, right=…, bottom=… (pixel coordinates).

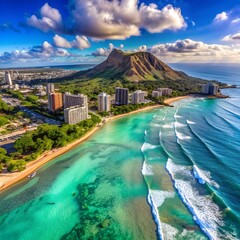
left=1, top=65, right=240, bottom=239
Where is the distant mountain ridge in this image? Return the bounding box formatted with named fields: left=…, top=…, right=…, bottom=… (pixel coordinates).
left=84, top=49, right=191, bottom=81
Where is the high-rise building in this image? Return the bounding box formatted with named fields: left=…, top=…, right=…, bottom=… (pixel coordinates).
left=64, top=106, right=89, bottom=124
left=132, top=90, right=145, bottom=104
left=64, top=93, right=88, bottom=108
left=201, top=83, right=210, bottom=94
left=152, top=88, right=172, bottom=97
left=152, top=90, right=162, bottom=98
left=115, top=87, right=129, bottom=105
left=201, top=83, right=219, bottom=95
left=209, top=84, right=219, bottom=95
left=158, top=88, right=172, bottom=96
left=98, top=93, right=111, bottom=112
left=46, top=83, right=55, bottom=95
left=48, top=93, right=63, bottom=112
left=4, top=71, right=12, bottom=86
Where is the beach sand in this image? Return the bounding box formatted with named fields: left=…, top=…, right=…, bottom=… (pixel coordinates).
left=164, top=96, right=190, bottom=105
left=0, top=97, right=189, bottom=192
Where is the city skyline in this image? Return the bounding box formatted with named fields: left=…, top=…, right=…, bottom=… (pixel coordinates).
left=1, top=0, right=240, bottom=67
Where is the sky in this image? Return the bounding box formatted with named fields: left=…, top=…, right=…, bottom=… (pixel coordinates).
left=1, top=0, right=240, bottom=67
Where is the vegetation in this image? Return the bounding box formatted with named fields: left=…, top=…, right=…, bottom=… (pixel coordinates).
left=0, top=147, right=17, bottom=173
left=5, top=90, right=24, bottom=101
left=0, top=97, right=17, bottom=127
left=26, top=95, right=39, bottom=104
left=0, top=97, right=14, bottom=113
left=7, top=160, right=26, bottom=172
left=0, top=113, right=100, bottom=173
left=12, top=113, right=101, bottom=164
left=111, top=102, right=156, bottom=115
left=0, top=116, right=9, bottom=127
left=98, top=111, right=110, bottom=117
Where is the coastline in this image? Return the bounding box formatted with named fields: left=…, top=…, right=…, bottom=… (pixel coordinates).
left=163, top=95, right=190, bottom=105
left=0, top=96, right=189, bottom=192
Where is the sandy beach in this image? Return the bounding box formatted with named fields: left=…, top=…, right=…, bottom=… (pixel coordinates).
left=164, top=95, right=190, bottom=105
left=0, top=97, right=189, bottom=192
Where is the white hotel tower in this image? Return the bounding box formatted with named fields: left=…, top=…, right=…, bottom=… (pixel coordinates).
left=4, top=71, right=12, bottom=86
left=98, top=92, right=111, bottom=112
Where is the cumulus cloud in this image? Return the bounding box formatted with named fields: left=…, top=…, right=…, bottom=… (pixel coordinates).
left=92, top=43, right=124, bottom=57
left=139, top=3, right=186, bottom=33
left=0, top=41, right=70, bottom=63
left=222, top=33, right=240, bottom=42
left=71, top=36, right=90, bottom=49
left=27, top=3, right=64, bottom=33
left=214, top=12, right=228, bottom=22
left=137, top=39, right=240, bottom=63
left=53, top=35, right=90, bottom=49
left=27, top=1, right=186, bottom=39
left=232, top=18, right=240, bottom=24
left=71, top=0, right=140, bottom=39
left=53, top=35, right=72, bottom=48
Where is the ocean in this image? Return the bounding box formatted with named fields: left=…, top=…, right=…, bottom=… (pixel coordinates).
left=0, top=64, right=240, bottom=239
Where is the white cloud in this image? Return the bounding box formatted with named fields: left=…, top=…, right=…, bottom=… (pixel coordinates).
left=222, top=33, right=240, bottom=42
left=53, top=35, right=90, bottom=49
left=71, top=36, right=90, bottom=49
left=92, top=43, right=124, bottom=57
left=0, top=41, right=70, bottom=63
left=28, top=1, right=186, bottom=40
left=27, top=3, right=64, bottom=33
left=214, top=11, right=228, bottom=22
left=139, top=3, right=186, bottom=33
left=137, top=39, right=240, bottom=63
left=53, top=35, right=72, bottom=48
left=137, top=45, right=148, bottom=51
left=232, top=18, right=240, bottom=24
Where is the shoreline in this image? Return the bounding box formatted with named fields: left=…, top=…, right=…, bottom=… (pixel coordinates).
left=0, top=96, right=189, bottom=192
left=163, top=95, right=190, bottom=105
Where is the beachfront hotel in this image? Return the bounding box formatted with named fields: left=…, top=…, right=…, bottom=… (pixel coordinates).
left=152, top=88, right=172, bottom=98
left=115, top=87, right=129, bottom=105
left=201, top=83, right=219, bottom=95
left=132, top=90, right=145, bottom=104
left=48, top=92, right=63, bottom=112
left=4, top=71, right=12, bottom=86
left=63, top=93, right=89, bottom=124
left=64, top=93, right=88, bottom=108
left=158, top=88, right=173, bottom=96
left=98, top=92, right=111, bottom=112
left=64, top=105, right=89, bottom=124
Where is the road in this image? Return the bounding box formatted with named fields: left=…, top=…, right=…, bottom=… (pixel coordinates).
left=1, top=96, right=61, bottom=125
left=0, top=125, right=37, bottom=142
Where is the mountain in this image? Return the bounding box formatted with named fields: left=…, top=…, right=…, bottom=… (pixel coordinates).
left=84, top=49, right=190, bottom=81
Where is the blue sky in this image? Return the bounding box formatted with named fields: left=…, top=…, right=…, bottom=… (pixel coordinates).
left=1, top=0, right=240, bottom=67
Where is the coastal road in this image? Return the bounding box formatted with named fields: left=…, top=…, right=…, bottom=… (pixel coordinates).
left=0, top=126, right=37, bottom=143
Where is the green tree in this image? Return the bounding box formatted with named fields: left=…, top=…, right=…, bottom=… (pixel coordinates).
left=0, top=148, right=7, bottom=155
left=7, top=160, right=26, bottom=172
left=14, top=134, right=35, bottom=154
left=0, top=116, right=9, bottom=127
left=26, top=95, right=39, bottom=104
